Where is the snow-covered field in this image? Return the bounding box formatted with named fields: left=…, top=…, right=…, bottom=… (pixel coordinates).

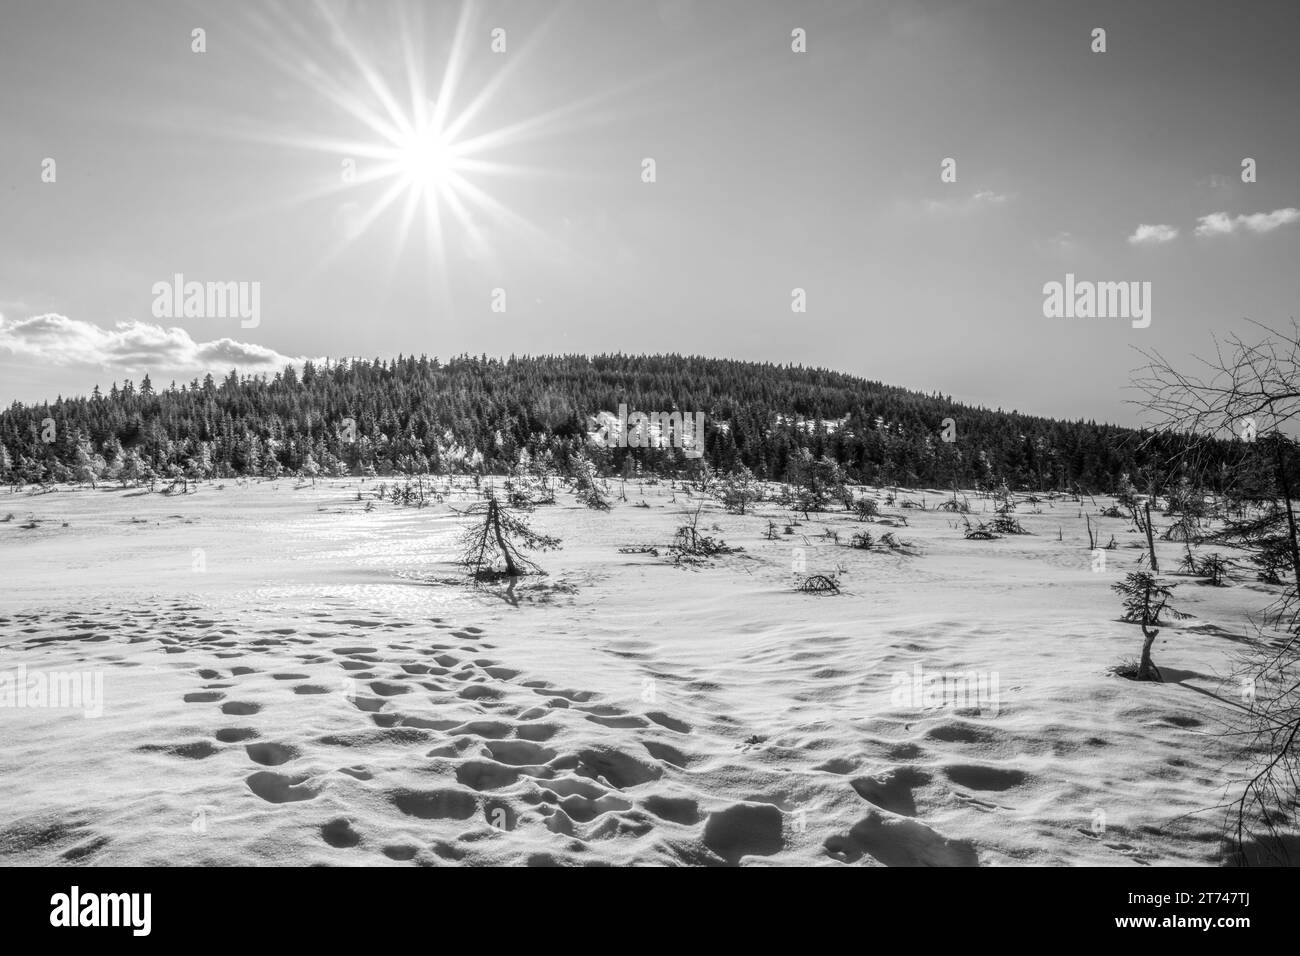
left=0, top=478, right=1284, bottom=866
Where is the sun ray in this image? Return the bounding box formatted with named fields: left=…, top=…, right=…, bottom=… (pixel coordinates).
left=200, top=159, right=396, bottom=233
left=302, top=175, right=411, bottom=285
left=422, top=178, right=450, bottom=315
left=429, top=0, right=475, bottom=137
left=443, top=172, right=554, bottom=253
left=398, top=5, right=429, bottom=137
left=436, top=2, right=571, bottom=144
left=312, top=0, right=414, bottom=142
left=444, top=158, right=562, bottom=181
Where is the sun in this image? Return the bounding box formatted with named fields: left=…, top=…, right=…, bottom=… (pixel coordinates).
left=391, top=119, right=459, bottom=198
left=225, top=0, right=611, bottom=294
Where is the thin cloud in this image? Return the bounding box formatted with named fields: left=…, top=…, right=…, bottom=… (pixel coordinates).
left=1127, top=223, right=1178, bottom=245
left=0, top=313, right=301, bottom=376
left=1198, top=173, right=1232, bottom=190
left=924, top=190, right=1011, bottom=215
left=1195, top=207, right=1299, bottom=237
left=1033, top=231, right=1079, bottom=258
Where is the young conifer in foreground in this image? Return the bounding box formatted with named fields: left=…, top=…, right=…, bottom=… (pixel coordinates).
left=1111, top=570, right=1186, bottom=681
left=457, top=491, right=561, bottom=580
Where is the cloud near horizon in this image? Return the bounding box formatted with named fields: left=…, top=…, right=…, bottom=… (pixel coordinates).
left=0, top=313, right=303, bottom=381
left=1194, top=207, right=1300, bottom=237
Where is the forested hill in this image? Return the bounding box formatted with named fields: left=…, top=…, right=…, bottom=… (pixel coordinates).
left=0, top=353, right=1221, bottom=491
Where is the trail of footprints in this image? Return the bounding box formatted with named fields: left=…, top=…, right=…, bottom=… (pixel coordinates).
left=134, top=605, right=719, bottom=864
left=2, top=604, right=1089, bottom=865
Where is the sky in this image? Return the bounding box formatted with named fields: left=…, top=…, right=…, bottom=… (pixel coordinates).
left=1, top=0, right=1298, bottom=427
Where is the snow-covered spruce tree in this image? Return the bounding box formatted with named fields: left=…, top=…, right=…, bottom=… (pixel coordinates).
left=850, top=494, right=881, bottom=520
left=570, top=450, right=611, bottom=510
left=787, top=448, right=848, bottom=513
left=299, top=452, right=321, bottom=485
left=18, top=455, right=45, bottom=488
left=713, top=465, right=761, bottom=514
left=458, top=490, right=561, bottom=579
left=71, top=438, right=103, bottom=488
left=118, top=448, right=154, bottom=488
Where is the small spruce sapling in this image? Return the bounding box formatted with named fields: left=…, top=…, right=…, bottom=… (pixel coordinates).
left=457, top=491, right=561, bottom=579
left=1111, top=571, right=1187, bottom=681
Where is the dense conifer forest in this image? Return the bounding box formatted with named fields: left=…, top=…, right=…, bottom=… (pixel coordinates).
left=0, top=353, right=1250, bottom=492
